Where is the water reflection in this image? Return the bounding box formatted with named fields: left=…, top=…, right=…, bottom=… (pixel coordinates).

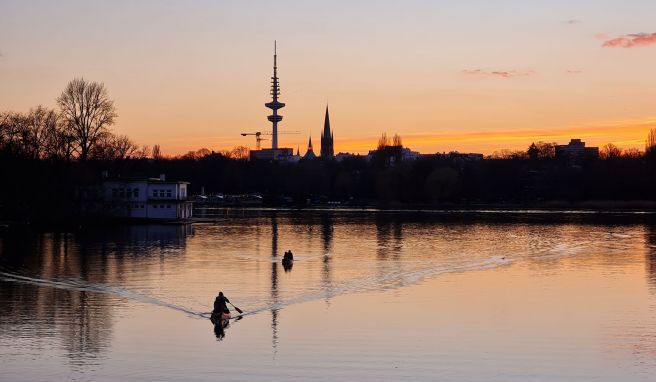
left=270, top=213, right=279, bottom=352
left=321, top=214, right=333, bottom=304
left=646, top=226, right=656, bottom=290
left=1, top=211, right=656, bottom=379
left=0, top=224, right=191, bottom=367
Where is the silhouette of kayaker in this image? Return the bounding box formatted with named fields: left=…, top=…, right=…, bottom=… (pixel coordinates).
left=282, top=250, right=294, bottom=271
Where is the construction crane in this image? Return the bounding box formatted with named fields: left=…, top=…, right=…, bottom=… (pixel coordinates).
left=241, top=131, right=299, bottom=150
left=240, top=132, right=268, bottom=150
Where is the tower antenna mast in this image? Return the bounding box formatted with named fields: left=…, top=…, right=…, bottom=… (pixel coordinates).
left=265, top=40, right=285, bottom=158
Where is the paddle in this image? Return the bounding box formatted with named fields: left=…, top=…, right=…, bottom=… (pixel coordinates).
left=229, top=302, right=243, bottom=314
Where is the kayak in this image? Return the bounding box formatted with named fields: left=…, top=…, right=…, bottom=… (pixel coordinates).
left=210, top=311, right=231, bottom=327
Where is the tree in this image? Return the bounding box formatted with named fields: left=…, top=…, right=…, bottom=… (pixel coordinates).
left=57, top=78, right=117, bottom=161
left=392, top=133, right=402, bottom=147
left=152, top=144, right=162, bottom=160
left=647, top=128, right=656, bottom=158
left=622, top=148, right=643, bottom=158
left=230, top=146, right=250, bottom=160
left=600, top=143, right=622, bottom=159
left=377, top=133, right=390, bottom=150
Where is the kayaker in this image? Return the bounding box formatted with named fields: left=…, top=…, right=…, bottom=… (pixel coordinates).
left=213, top=291, right=231, bottom=316
left=283, top=250, right=293, bottom=262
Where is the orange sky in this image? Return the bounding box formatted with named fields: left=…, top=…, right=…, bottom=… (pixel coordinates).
left=1, top=1, right=655, bottom=155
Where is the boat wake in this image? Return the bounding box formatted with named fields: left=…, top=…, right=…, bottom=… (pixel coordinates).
left=0, top=271, right=206, bottom=318
left=240, top=255, right=514, bottom=316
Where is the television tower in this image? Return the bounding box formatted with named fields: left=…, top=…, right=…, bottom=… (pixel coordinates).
left=265, top=41, right=285, bottom=155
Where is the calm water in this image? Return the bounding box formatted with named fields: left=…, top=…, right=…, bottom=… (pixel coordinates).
left=1, top=210, right=656, bottom=381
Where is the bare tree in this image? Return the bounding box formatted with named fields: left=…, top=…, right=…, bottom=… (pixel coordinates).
left=392, top=133, right=402, bottom=147
left=377, top=133, right=390, bottom=150
left=622, top=148, right=643, bottom=158
left=46, top=119, right=76, bottom=161
left=647, top=128, right=656, bottom=157
left=112, top=134, right=139, bottom=159
left=490, top=149, right=528, bottom=160
left=152, top=144, right=162, bottom=160
left=57, top=78, right=117, bottom=161
left=600, top=143, right=622, bottom=159
left=134, top=145, right=151, bottom=159
left=230, top=146, right=250, bottom=160
left=24, top=106, right=59, bottom=159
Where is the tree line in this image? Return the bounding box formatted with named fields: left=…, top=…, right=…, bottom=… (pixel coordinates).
left=2, top=78, right=656, bottom=223
left=0, top=78, right=148, bottom=161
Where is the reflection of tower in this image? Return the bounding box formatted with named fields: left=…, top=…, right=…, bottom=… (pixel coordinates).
left=646, top=226, right=656, bottom=290
left=321, top=214, right=333, bottom=303
left=320, top=105, right=334, bottom=158
left=265, top=41, right=285, bottom=157
left=270, top=213, right=279, bottom=352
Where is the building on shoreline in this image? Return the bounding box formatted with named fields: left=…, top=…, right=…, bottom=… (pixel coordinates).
left=555, top=139, right=599, bottom=160
left=101, top=174, right=193, bottom=220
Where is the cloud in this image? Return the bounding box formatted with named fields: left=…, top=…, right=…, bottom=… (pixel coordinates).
left=566, top=69, right=583, bottom=74
left=462, top=69, right=536, bottom=78
left=602, top=33, right=656, bottom=48
left=562, top=19, right=581, bottom=25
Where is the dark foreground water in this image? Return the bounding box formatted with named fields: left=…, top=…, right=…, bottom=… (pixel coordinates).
left=1, top=210, right=656, bottom=381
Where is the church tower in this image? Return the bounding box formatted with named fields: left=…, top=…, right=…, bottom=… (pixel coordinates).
left=304, top=136, right=317, bottom=160
left=320, top=105, right=334, bottom=158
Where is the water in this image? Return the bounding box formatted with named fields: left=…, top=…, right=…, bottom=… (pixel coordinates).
left=1, top=210, right=656, bottom=381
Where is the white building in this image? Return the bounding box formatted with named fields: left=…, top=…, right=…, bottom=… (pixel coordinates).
left=102, top=175, right=193, bottom=220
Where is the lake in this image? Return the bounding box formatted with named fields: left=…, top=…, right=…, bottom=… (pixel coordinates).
left=1, top=210, right=656, bottom=381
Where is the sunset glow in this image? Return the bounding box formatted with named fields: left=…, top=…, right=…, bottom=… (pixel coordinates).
left=1, top=1, right=656, bottom=155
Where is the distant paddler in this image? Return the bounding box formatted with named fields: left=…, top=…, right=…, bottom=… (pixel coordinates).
left=282, top=250, right=294, bottom=270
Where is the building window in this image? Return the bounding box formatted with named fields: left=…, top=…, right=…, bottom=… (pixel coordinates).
left=152, top=189, right=158, bottom=197
left=154, top=205, right=158, bottom=208
left=119, top=188, right=125, bottom=197
left=134, top=188, right=139, bottom=198
left=167, top=205, right=171, bottom=208
left=126, top=189, right=132, bottom=198
left=112, top=188, right=118, bottom=197
left=166, top=190, right=172, bottom=198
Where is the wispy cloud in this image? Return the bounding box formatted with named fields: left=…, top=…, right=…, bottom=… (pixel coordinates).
left=562, top=19, right=581, bottom=25
left=566, top=69, right=583, bottom=75
left=462, top=69, right=536, bottom=78
left=602, top=33, right=656, bottom=48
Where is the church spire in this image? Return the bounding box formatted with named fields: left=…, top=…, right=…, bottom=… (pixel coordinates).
left=304, top=136, right=317, bottom=159
left=320, top=104, right=334, bottom=158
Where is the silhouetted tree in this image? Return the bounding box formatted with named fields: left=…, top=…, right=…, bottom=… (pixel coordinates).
left=229, top=146, right=250, bottom=160
left=647, top=128, right=656, bottom=158
left=377, top=133, right=391, bottom=150
left=392, top=133, right=402, bottom=147
left=152, top=144, right=162, bottom=160
left=528, top=141, right=556, bottom=159
left=57, top=78, right=117, bottom=161
left=600, top=143, right=622, bottom=159
left=622, top=148, right=643, bottom=158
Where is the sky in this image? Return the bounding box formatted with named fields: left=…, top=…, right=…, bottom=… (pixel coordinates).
left=1, top=0, right=656, bottom=155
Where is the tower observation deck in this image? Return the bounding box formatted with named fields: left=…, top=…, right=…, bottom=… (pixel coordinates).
left=265, top=41, right=285, bottom=154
